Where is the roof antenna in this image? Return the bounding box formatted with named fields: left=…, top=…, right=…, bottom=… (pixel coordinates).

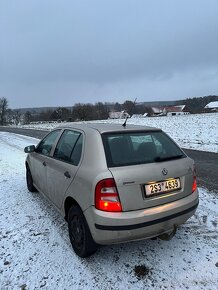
left=122, top=97, right=137, bottom=127
left=122, top=115, right=129, bottom=127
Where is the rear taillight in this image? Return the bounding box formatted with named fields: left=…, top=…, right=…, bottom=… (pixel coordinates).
left=95, top=178, right=122, bottom=212
left=192, top=166, right=197, bottom=193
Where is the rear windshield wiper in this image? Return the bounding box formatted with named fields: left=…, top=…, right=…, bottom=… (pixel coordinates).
left=154, top=154, right=184, bottom=162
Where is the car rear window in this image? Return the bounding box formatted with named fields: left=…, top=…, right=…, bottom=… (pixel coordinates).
left=102, top=131, right=186, bottom=167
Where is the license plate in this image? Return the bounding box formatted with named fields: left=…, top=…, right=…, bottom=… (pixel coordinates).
left=145, top=178, right=181, bottom=196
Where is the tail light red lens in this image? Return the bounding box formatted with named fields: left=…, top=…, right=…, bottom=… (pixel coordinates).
left=95, top=178, right=122, bottom=212
left=192, top=166, right=197, bottom=193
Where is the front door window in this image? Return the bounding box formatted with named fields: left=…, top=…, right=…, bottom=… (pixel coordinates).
left=36, top=130, right=61, bottom=156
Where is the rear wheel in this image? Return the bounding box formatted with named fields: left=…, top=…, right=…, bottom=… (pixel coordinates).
left=26, top=165, right=37, bottom=192
left=68, top=205, right=98, bottom=258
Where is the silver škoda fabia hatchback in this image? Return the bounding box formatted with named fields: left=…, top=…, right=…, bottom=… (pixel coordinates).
left=24, top=123, right=199, bottom=257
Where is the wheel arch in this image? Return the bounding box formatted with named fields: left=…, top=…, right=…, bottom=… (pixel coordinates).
left=64, top=196, right=82, bottom=221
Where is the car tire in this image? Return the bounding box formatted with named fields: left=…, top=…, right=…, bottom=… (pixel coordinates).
left=26, top=165, right=37, bottom=192
left=68, top=205, right=98, bottom=258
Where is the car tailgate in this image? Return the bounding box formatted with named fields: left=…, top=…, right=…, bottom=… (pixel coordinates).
left=108, top=157, right=195, bottom=211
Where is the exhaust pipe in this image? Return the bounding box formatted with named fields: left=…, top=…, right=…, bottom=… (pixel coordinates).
left=158, top=225, right=177, bottom=241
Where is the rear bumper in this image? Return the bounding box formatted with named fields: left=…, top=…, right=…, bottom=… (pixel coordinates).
left=84, top=189, right=199, bottom=245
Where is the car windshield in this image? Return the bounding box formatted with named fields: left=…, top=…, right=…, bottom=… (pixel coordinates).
left=102, top=131, right=186, bottom=167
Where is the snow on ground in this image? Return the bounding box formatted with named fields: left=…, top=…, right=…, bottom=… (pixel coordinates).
left=17, top=113, right=218, bottom=153
left=0, top=132, right=218, bottom=290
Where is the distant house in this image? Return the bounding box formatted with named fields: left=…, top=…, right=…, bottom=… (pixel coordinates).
left=109, top=110, right=130, bottom=119
left=163, top=105, right=190, bottom=116
left=150, top=105, right=190, bottom=117
left=204, top=101, right=218, bottom=112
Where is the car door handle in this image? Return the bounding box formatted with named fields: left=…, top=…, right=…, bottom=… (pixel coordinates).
left=42, top=161, right=46, bottom=166
left=64, top=171, right=71, bottom=178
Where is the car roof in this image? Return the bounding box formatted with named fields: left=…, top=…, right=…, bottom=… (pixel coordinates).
left=57, top=122, right=161, bottom=134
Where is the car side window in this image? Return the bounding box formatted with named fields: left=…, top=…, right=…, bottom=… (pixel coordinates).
left=36, top=130, right=61, bottom=156
left=70, top=134, right=83, bottom=166
left=53, top=130, right=83, bottom=166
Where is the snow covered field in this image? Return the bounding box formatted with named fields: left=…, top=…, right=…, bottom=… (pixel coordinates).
left=18, top=113, right=218, bottom=153
left=0, top=132, right=217, bottom=290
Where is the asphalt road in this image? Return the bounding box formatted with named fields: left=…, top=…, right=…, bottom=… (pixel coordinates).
left=0, top=126, right=217, bottom=192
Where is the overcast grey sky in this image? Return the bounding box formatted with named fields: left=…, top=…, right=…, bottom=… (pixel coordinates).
left=1, top=0, right=218, bottom=108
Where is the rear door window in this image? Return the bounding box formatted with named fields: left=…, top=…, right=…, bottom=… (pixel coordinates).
left=102, top=131, right=185, bottom=167
left=53, top=130, right=83, bottom=166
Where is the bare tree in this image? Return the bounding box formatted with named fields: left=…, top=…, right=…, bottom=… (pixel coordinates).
left=50, top=107, right=71, bottom=121
left=5, top=108, right=13, bottom=124
left=11, top=110, right=21, bottom=125
left=95, top=102, right=109, bottom=120
left=122, top=100, right=136, bottom=116
left=23, top=111, right=32, bottom=124
left=114, top=102, right=122, bottom=111
left=0, top=97, right=9, bottom=125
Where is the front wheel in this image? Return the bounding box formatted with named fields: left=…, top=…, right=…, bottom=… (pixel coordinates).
left=26, top=165, right=37, bottom=192
left=68, top=205, right=98, bottom=258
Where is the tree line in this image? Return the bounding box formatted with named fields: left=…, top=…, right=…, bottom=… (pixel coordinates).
left=0, top=97, right=8, bottom=125
left=0, top=98, right=147, bottom=125
left=29, top=101, right=148, bottom=123
left=0, top=97, right=25, bottom=125
left=0, top=95, right=217, bottom=125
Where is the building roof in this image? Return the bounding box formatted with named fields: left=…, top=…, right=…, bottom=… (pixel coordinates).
left=205, top=101, right=218, bottom=108
left=151, top=105, right=187, bottom=114
left=163, top=106, right=185, bottom=112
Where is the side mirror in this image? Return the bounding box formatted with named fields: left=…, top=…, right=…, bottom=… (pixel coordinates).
left=24, top=145, right=36, bottom=153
